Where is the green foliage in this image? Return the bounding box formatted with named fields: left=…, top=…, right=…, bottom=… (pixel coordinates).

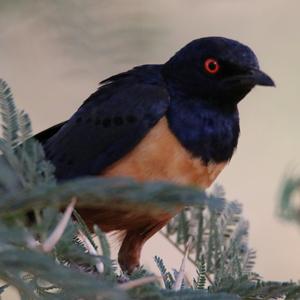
left=161, top=290, right=240, bottom=300
left=0, top=80, right=55, bottom=192
left=210, top=276, right=300, bottom=300
left=0, top=248, right=124, bottom=300
left=94, top=224, right=116, bottom=276
left=154, top=256, right=174, bottom=289
left=94, top=224, right=111, bottom=259
left=0, top=80, right=19, bottom=148
left=0, top=78, right=299, bottom=300
left=158, top=184, right=300, bottom=298
left=0, top=79, right=126, bottom=299
left=279, top=175, right=300, bottom=224
left=0, top=176, right=207, bottom=218
left=161, top=185, right=255, bottom=282
left=193, top=255, right=206, bottom=289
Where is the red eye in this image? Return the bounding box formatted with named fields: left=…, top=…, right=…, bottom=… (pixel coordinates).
left=204, top=58, right=220, bottom=74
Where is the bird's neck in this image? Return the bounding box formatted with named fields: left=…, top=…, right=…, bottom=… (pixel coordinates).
left=165, top=88, right=240, bottom=164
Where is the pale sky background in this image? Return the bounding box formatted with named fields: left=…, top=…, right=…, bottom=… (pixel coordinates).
left=0, top=0, right=300, bottom=298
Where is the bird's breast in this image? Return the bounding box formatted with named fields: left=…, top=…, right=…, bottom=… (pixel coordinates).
left=102, top=117, right=227, bottom=188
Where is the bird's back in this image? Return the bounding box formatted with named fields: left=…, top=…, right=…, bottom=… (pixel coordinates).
left=37, top=65, right=171, bottom=180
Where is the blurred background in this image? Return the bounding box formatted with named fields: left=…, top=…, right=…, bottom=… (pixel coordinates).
left=0, top=1, right=299, bottom=296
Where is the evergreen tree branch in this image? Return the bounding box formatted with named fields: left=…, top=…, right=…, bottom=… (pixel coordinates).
left=0, top=177, right=207, bottom=216
left=78, top=229, right=104, bottom=274
left=42, top=197, right=77, bottom=252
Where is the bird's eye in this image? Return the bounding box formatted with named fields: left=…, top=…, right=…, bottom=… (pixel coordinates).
left=204, top=58, right=220, bottom=74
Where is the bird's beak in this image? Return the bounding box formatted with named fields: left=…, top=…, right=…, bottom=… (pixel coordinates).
left=249, top=69, right=275, bottom=87
left=222, top=68, right=275, bottom=89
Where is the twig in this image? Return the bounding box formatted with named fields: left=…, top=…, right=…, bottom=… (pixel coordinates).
left=42, top=197, right=77, bottom=252
left=173, top=237, right=192, bottom=291
left=159, top=230, right=214, bottom=285
left=118, top=276, right=159, bottom=290
left=78, top=230, right=104, bottom=274
left=26, top=234, right=41, bottom=249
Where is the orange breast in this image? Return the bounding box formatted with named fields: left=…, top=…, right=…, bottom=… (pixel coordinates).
left=102, top=117, right=227, bottom=189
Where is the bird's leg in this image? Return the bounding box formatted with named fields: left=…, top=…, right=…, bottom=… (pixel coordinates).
left=118, top=218, right=171, bottom=274
left=118, top=229, right=144, bottom=273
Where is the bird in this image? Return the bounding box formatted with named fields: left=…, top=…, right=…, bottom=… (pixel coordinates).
left=35, top=36, right=275, bottom=273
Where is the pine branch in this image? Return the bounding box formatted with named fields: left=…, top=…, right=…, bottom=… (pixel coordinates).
left=160, top=187, right=255, bottom=282
left=0, top=79, right=19, bottom=148
left=0, top=248, right=125, bottom=300
left=18, top=111, right=32, bottom=143
left=78, top=229, right=104, bottom=274
left=154, top=256, right=174, bottom=289
left=73, top=209, right=97, bottom=250
left=193, top=255, right=206, bottom=290
left=161, top=290, right=240, bottom=300
left=94, top=224, right=111, bottom=259
left=0, top=177, right=207, bottom=216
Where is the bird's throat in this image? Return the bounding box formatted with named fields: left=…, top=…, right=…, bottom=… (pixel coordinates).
left=166, top=96, right=240, bottom=164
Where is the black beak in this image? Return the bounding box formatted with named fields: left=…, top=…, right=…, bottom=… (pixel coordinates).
left=222, top=68, right=275, bottom=88
left=249, top=69, right=275, bottom=87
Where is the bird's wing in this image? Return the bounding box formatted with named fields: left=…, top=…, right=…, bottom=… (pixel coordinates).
left=37, top=78, right=170, bottom=180
left=35, top=121, right=67, bottom=144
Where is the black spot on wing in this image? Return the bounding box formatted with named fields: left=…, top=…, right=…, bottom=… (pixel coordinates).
left=113, top=116, right=123, bottom=126
left=102, top=118, right=111, bottom=128
left=126, top=115, right=137, bottom=124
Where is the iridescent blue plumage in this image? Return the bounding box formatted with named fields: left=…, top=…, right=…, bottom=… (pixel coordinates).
left=36, top=36, right=274, bottom=179
left=166, top=96, right=240, bottom=163
left=162, top=37, right=274, bottom=163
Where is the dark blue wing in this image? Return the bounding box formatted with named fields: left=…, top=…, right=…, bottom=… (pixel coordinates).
left=38, top=67, right=170, bottom=180
left=35, top=121, right=67, bottom=144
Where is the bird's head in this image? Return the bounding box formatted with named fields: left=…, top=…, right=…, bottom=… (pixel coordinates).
left=162, top=37, right=275, bottom=106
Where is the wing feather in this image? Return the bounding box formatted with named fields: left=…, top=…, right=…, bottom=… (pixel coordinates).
left=38, top=69, right=170, bottom=180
